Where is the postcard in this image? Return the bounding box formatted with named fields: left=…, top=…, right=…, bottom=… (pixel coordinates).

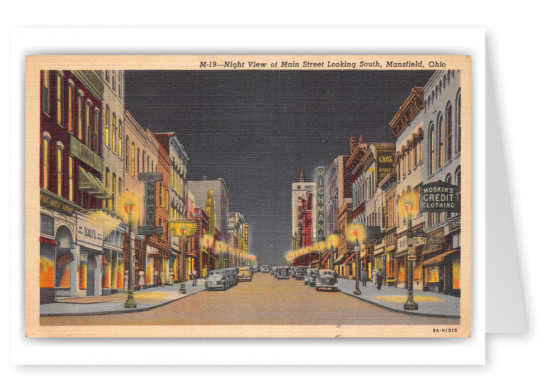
left=25, top=55, right=471, bottom=338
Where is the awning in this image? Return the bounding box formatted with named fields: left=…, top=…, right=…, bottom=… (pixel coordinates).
left=321, top=252, right=330, bottom=266
left=343, top=253, right=355, bottom=265
left=422, top=249, right=459, bottom=267
left=333, top=255, right=345, bottom=265
left=78, top=167, right=110, bottom=199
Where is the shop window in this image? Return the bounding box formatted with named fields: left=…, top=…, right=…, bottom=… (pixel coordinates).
left=42, top=70, right=50, bottom=116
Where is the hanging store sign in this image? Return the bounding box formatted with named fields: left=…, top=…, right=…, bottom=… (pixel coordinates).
left=419, top=181, right=460, bottom=212
left=244, top=223, right=249, bottom=253
left=69, top=135, right=102, bottom=173
left=168, top=220, right=198, bottom=237
left=76, top=215, right=103, bottom=249
left=376, top=150, right=396, bottom=182
left=139, top=172, right=163, bottom=236
left=138, top=226, right=163, bottom=235
left=316, top=167, right=325, bottom=241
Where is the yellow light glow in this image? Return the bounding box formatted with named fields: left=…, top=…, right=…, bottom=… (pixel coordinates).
left=346, top=224, right=366, bottom=243
left=117, top=191, right=140, bottom=224
left=314, top=241, right=326, bottom=252
left=215, top=241, right=228, bottom=254
left=201, top=234, right=214, bottom=249
left=325, top=234, right=338, bottom=248
left=398, top=190, right=419, bottom=219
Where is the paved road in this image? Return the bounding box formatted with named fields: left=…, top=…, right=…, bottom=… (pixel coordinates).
left=41, top=273, right=459, bottom=326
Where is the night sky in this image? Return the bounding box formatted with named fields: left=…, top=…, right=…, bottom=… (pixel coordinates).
left=124, top=70, right=434, bottom=265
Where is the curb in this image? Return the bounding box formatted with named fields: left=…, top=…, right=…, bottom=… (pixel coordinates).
left=40, top=287, right=205, bottom=317
left=339, top=290, right=460, bottom=319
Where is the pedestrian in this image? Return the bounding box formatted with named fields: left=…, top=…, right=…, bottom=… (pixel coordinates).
left=376, top=269, right=383, bottom=291
left=160, top=270, right=165, bottom=288
left=372, top=268, right=377, bottom=285
left=123, top=270, right=128, bottom=291
left=169, top=270, right=174, bottom=285
left=192, top=268, right=197, bottom=286
left=361, top=268, right=367, bottom=287
left=138, top=270, right=145, bottom=291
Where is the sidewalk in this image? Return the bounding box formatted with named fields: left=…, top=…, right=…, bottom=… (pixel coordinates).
left=337, top=277, right=460, bottom=318
left=40, top=279, right=205, bottom=317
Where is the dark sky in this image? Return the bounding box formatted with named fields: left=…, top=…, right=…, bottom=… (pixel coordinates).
left=124, top=70, right=434, bottom=265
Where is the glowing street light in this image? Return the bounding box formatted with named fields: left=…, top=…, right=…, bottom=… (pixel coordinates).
left=123, top=199, right=136, bottom=309
left=201, top=234, right=214, bottom=276
left=400, top=190, right=419, bottom=311
left=314, top=241, right=326, bottom=270
left=347, top=224, right=365, bottom=296
left=325, top=234, right=338, bottom=271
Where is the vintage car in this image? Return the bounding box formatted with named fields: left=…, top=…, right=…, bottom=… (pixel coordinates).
left=315, top=269, right=338, bottom=291
left=205, top=269, right=231, bottom=291
left=223, top=268, right=238, bottom=286
left=294, top=266, right=307, bottom=280
left=260, top=265, right=271, bottom=273
left=289, top=266, right=296, bottom=278
left=304, top=268, right=319, bottom=287
left=276, top=267, right=290, bottom=279
left=237, top=266, right=253, bottom=282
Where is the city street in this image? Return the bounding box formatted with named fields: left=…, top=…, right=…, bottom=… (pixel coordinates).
left=41, top=273, right=459, bottom=326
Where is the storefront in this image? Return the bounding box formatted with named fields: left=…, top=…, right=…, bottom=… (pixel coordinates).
left=102, top=224, right=125, bottom=294
left=74, top=212, right=104, bottom=297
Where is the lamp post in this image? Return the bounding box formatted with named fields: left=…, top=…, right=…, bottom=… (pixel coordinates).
left=201, top=234, right=214, bottom=277
left=124, top=200, right=137, bottom=308
left=403, top=197, right=419, bottom=311
left=315, top=242, right=325, bottom=270
left=178, top=227, right=187, bottom=294
left=347, top=224, right=365, bottom=296
left=326, top=234, right=338, bottom=271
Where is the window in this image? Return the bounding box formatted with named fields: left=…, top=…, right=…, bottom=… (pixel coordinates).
left=142, top=151, right=145, bottom=172
left=42, top=136, right=50, bottom=189
left=407, top=149, right=410, bottom=172
left=118, top=177, right=122, bottom=196
left=118, top=120, right=122, bottom=157
left=125, top=136, right=129, bottom=171
left=429, top=124, right=434, bottom=174
left=104, top=105, right=110, bottom=147
left=68, top=156, right=73, bottom=202
left=85, top=100, right=92, bottom=147
left=111, top=113, right=116, bottom=150
left=112, top=173, right=116, bottom=211
left=438, top=115, right=443, bottom=168
left=105, top=70, right=110, bottom=82
left=456, top=91, right=461, bottom=153
left=147, top=156, right=150, bottom=173
left=105, top=168, right=111, bottom=210
left=111, top=72, right=115, bottom=88
left=137, top=148, right=140, bottom=174
left=413, top=141, right=417, bottom=166
left=93, top=108, right=99, bottom=153
left=130, top=142, right=135, bottom=176
left=56, top=72, right=63, bottom=126
left=446, top=103, right=452, bottom=162
left=77, top=91, right=83, bottom=140
left=56, top=144, right=63, bottom=197
left=67, top=82, right=73, bottom=132
left=397, top=156, right=401, bottom=179
left=418, top=136, right=422, bottom=163
left=41, top=71, right=49, bottom=115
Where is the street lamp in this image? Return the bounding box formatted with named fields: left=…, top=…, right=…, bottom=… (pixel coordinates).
left=123, top=199, right=136, bottom=308
left=325, top=234, right=338, bottom=271
left=314, top=241, right=326, bottom=269
left=201, top=234, right=214, bottom=276
left=178, top=226, right=187, bottom=294
left=216, top=241, right=228, bottom=269
left=402, top=193, right=419, bottom=311
left=347, top=224, right=365, bottom=296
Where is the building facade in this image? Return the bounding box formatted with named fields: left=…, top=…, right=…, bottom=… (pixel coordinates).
left=187, top=179, right=230, bottom=242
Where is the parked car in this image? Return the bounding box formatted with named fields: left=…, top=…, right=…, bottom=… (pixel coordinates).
left=252, top=265, right=260, bottom=273
left=237, top=266, right=253, bottom=282
left=224, top=268, right=238, bottom=286
left=276, top=267, right=290, bottom=279
left=205, top=269, right=231, bottom=290
left=260, top=265, right=271, bottom=273
left=295, top=266, right=307, bottom=280
left=305, top=268, right=319, bottom=287
left=289, top=266, right=296, bottom=278
left=315, top=269, right=338, bottom=291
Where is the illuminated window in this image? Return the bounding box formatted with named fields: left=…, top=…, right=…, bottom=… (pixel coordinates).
left=85, top=100, right=92, bottom=146
left=111, top=113, right=116, bottom=150
left=104, top=105, right=110, bottom=147
left=41, top=70, right=49, bottom=116
left=56, top=144, right=64, bottom=197
left=67, top=81, right=74, bottom=132
left=42, top=135, right=50, bottom=189
left=77, top=91, right=83, bottom=140
left=125, top=136, right=129, bottom=171
left=112, top=173, right=116, bottom=211
left=56, top=72, right=63, bottom=126
left=118, top=120, right=122, bottom=157
left=68, top=156, right=73, bottom=202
